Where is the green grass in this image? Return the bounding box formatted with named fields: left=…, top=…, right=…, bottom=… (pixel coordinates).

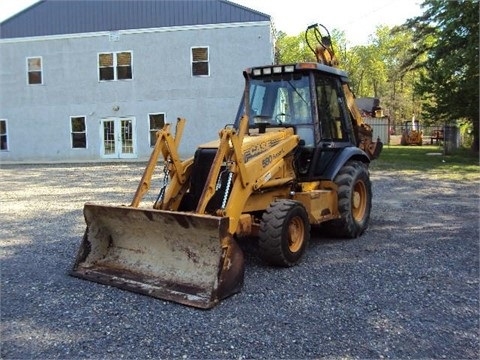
left=370, top=145, right=480, bottom=181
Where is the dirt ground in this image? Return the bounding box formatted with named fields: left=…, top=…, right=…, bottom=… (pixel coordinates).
left=1, top=163, right=479, bottom=359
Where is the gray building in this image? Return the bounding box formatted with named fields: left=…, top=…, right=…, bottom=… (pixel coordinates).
left=0, top=0, right=273, bottom=162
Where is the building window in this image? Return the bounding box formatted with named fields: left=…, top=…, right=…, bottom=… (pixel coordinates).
left=149, top=113, right=165, bottom=146
left=98, top=51, right=132, bottom=81
left=191, top=47, right=209, bottom=76
left=116, top=52, right=132, bottom=80
left=0, top=120, right=8, bottom=151
left=27, top=57, right=43, bottom=84
left=71, top=116, right=87, bottom=148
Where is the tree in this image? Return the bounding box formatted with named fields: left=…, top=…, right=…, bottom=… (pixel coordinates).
left=275, top=31, right=315, bottom=64
left=396, top=0, right=479, bottom=151
left=341, top=26, right=420, bottom=130
left=274, top=23, right=426, bottom=135
left=374, top=25, right=423, bottom=129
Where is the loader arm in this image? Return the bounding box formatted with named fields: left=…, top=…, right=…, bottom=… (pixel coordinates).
left=195, top=115, right=250, bottom=214
left=130, top=118, right=192, bottom=209
left=193, top=114, right=300, bottom=235
left=222, top=130, right=299, bottom=235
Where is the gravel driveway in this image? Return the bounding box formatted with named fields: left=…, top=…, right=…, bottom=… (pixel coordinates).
left=1, top=163, right=479, bottom=359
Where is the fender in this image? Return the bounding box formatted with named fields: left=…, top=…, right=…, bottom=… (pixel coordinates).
left=320, top=146, right=370, bottom=181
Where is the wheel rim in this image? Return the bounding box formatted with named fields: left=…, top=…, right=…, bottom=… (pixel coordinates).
left=288, top=216, right=305, bottom=253
left=352, top=179, right=367, bottom=221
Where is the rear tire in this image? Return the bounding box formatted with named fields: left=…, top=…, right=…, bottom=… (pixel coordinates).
left=258, top=199, right=310, bottom=267
left=326, top=161, right=372, bottom=238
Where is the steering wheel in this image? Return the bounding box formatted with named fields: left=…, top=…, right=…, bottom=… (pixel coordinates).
left=275, top=113, right=291, bottom=124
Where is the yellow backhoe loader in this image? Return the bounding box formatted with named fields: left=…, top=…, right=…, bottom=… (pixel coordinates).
left=71, top=24, right=382, bottom=309
left=401, top=120, right=423, bottom=145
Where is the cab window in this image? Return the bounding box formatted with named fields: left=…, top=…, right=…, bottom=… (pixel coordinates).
left=316, top=76, right=347, bottom=140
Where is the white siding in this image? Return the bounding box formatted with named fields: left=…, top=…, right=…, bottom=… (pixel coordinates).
left=0, top=23, right=273, bottom=162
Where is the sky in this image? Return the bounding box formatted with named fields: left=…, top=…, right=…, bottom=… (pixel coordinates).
left=0, top=0, right=423, bottom=46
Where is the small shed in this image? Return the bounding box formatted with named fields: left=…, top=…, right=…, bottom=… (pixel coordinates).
left=363, top=116, right=390, bottom=145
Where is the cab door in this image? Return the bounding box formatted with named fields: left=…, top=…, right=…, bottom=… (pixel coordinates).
left=312, top=75, right=353, bottom=177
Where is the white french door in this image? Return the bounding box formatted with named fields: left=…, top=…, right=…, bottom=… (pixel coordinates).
left=101, top=117, right=137, bottom=158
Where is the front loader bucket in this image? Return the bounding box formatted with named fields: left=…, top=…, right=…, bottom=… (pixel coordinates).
left=71, top=203, right=244, bottom=309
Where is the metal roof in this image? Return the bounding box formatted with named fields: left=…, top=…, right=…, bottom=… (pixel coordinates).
left=0, top=0, right=271, bottom=39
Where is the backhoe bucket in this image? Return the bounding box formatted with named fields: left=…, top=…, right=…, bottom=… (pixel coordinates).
left=71, top=203, right=244, bottom=309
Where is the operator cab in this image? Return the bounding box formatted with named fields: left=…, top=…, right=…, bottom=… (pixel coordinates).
left=234, top=63, right=359, bottom=179
left=235, top=65, right=315, bottom=147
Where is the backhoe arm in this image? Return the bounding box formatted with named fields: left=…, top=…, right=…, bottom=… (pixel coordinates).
left=343, top=84, right=383, bottom=160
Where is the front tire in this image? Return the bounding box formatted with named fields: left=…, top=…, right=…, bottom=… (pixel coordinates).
left=327, top=161, right=372, bottom=238
left=258, top=200, right=310, bottom=267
